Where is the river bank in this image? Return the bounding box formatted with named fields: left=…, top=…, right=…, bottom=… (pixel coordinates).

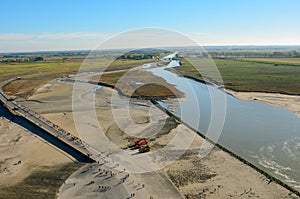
left=21, top=80, right=299, bottom=198
left=0, top=102, right=80, bottom=198
left=154, top=63, right=300, bottom=192
left=175, top=72, right=300, bottom=119
left=225, top=89, right=300, bottom=118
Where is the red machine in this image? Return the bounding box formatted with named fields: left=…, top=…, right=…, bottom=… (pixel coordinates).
left=134, top=138, right=148, bottom=149
left=129, top=138, right=148, bottom=149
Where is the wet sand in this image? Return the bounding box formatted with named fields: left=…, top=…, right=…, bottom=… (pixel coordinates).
left=163, top=131, right=299, bottom=198
left=0, top=80, right=86, bottom=197
left=20, top=81, right=299, bottom=198
left=226, top=89, right=300, bottom=118
left=0, top=106, right=73, bottom=187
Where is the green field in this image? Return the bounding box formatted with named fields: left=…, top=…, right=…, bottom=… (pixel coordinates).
left=240, top=58, right=300, bottom=66
left=1, top=57, right=152, bottom=98
left=2, top=51, right=300, bottom=97
left=174, top=58, right=300, bottom=95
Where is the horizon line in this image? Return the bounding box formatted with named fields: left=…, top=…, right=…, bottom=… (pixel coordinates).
left=1, top=44, right=300, bottom=54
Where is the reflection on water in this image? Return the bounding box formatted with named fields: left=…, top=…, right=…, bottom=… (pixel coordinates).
left=255, top=137, right=300, bottom=189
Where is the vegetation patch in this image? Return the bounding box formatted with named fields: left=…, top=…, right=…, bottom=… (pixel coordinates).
left=92, top=70, right=184, bottom=99
left=174, top=58, right=300, bottom=95
left=1, top=56, right=152, bottom=98
left=240, top=58, right=300, bottom=66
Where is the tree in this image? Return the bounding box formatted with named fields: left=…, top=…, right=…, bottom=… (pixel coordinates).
left=33, top=56, right=44, bottom=62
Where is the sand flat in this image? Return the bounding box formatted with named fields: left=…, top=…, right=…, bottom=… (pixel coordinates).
left=0, top=112, right=72, bottom=187
left=15, top=79, right=300, bottom=198
left=226, top=89, right=300, bottom=118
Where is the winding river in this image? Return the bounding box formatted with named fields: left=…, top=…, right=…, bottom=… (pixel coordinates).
left=64, top=58, right=300, bottom=190
left=149, top=60, right=300, bottom=190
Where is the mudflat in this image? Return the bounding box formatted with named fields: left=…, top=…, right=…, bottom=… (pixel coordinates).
left=18, top=80, right=299, bottom=199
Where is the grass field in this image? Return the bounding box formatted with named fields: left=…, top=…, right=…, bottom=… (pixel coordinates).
left=241, top=58, right=300, bottom=66
left=1, top=58, right=152, bottom=98
left=2, top=60, right=82, bottom=97
left=105, top=59, right=153, bottom=71
left=174, top=58, right=300, bottom=95
left=3, top=53, right=300, bottom=97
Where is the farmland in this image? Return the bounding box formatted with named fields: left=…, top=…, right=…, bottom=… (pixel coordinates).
left=174, top=58, right=300, bottom=95
left=240, top=58, right=300, bottom=66
left=1, top=55, right=152, bottom=98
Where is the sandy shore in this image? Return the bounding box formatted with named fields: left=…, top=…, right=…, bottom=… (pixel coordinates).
left=226, top=89, right=300, bottom=118
left=22, top=82, right=184, bottom=198
left=163, top=129, right=298, bottom=198
left=0, top=79, right=89, bottom=198
left=19, top=80, right=299, bottom=199
left=0, top=106, right=73, bottom=187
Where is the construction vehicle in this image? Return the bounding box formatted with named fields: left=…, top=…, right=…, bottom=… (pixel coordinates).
left=134, top=139, right=148, bottom=149
left=128, top=138, right=148, bottom=149
left=138, top=144, right=150, bottom=153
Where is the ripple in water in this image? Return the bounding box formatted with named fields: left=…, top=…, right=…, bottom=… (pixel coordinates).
left=256, top=137, right=300, bottom=189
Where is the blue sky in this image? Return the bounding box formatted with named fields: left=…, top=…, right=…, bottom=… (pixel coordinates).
left=1, top=0, right=300, bottom=52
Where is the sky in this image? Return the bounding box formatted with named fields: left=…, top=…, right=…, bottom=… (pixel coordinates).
left=0, top=0, right=300, bottom=52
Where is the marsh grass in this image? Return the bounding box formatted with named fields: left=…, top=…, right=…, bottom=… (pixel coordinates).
left=174, top=58, right=300, bottom=95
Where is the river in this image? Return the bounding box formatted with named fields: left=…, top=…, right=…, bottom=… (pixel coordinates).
left=148, top=60, right=300, bottom=190
left=65, top=58, right=300, bottom=190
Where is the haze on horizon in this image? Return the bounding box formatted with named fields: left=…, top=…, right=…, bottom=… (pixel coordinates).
left=1, top=0, right=300, bottom=52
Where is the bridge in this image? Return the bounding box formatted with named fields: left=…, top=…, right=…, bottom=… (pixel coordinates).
left=0, top=77, right=185, bottom=198
left=0, top=77, right=102, bottom=163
